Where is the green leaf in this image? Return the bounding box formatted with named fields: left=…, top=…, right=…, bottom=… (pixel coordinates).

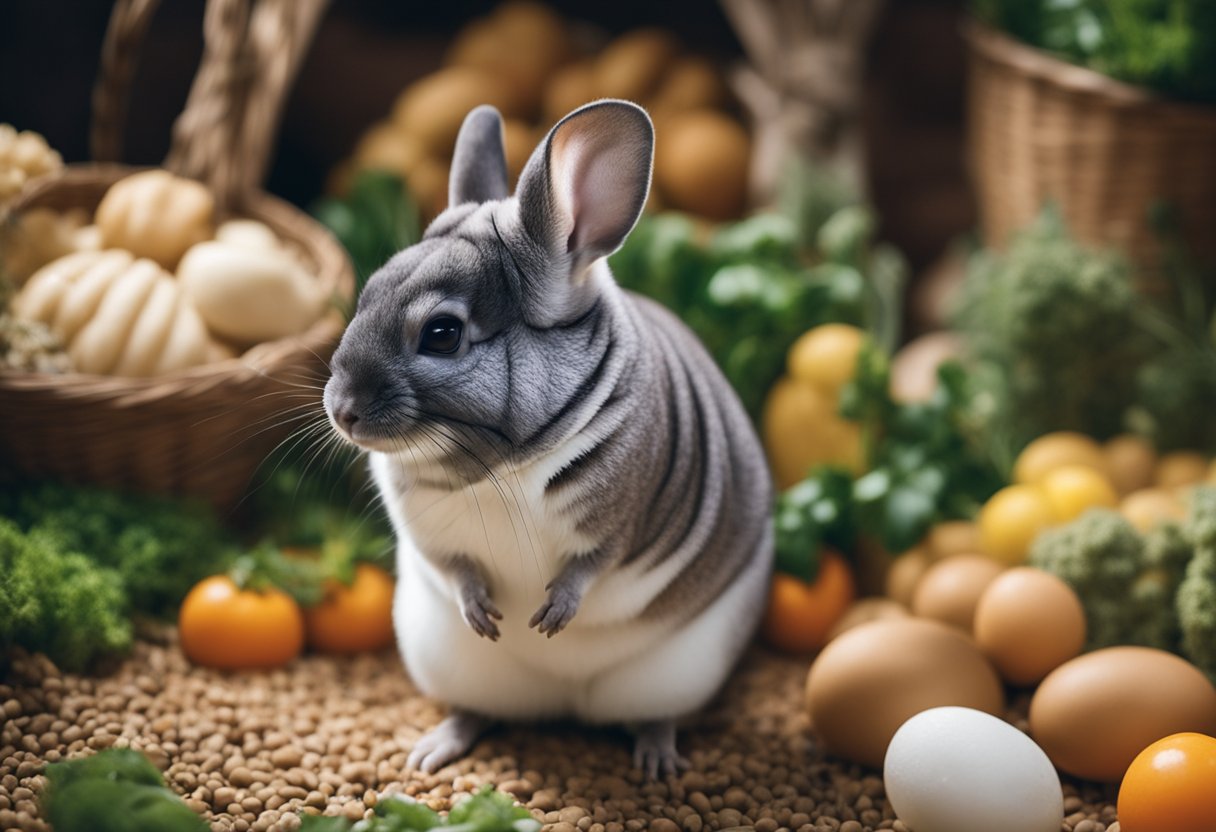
left=375, top=795, right=444, bottom=829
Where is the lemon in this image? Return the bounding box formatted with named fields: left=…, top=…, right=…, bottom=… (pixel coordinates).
left=762, top=377, right=863, bottom=490
left=978, top=485, right=1057, bottom=565
left=1040, top=465, right=1118, bottom=522
left=787, top=324, right=867, bottom=398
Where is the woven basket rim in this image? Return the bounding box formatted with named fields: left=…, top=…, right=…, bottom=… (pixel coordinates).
left=1, top=163, right=352, bottom=398
left=964, top=19, right=1216, bottom=119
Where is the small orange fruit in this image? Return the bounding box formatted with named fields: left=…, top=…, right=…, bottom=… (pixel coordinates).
left=762, top=551, right=856, bottom=653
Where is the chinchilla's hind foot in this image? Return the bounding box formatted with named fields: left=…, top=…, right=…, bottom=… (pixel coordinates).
left=407, top=710, right=493, bottom=773
left=632, top=719, right=690, bottom=780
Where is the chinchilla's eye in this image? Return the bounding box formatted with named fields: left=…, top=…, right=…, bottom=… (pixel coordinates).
left=419, top=316, right=464, bottom=355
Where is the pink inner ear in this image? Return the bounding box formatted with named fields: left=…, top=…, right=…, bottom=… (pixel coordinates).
left=551, top=114, right=647, bottom=258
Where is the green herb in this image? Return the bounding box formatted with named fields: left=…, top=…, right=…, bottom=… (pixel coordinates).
left=42, top=749, right=207, bottom=832
left=0, top=481, right=239, bottom=618
left=974, top=0, right=1216, bottom=105
left=1177, top=487, right=1216, bottom=680
left=0, top=518, right=132, bottom=672
left=313, top=170, right=422, bottom=303
left=609, top=204, right=906, bottom=420
left=299, top=786, right=541, bottom=832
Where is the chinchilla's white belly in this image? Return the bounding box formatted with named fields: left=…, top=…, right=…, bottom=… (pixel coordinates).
left=370, top=443, right=766, bottom=721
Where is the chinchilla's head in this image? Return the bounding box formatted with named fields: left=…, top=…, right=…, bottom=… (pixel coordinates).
left=324, top=100, right=653, bottom=477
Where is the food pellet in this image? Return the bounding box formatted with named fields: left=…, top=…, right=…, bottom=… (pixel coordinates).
left=0, top=640, right=1119, bottom=831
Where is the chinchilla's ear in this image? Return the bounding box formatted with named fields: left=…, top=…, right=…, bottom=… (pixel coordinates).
left=449, top=105, right=510, bottom=207
left=516, top=100, right=653, bottom=280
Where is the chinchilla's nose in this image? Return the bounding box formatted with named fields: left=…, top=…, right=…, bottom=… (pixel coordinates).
left=332, top=401, right=359, bottom=433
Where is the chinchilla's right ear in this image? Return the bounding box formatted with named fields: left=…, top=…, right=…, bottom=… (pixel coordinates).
left=449, top=105, right=510, bottom=207
left=514, top=100, right=653, bottom=321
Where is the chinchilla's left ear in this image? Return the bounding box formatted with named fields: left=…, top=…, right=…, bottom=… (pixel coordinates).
left=516, top=100, right=654, bottom=281
left=449, top=105, right=510, bottom=207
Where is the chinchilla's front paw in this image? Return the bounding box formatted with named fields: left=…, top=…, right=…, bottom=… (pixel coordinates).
left=528, top=583, right=581, bottom=637
left=459, top=585, right=502, bottom=641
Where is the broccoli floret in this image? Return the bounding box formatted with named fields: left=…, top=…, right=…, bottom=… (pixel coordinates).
left=1177, top=487, right=1216, bottom=680
left=0, top=518, right=132, bottom=671
left=1029, top=509, right=1180, bottom=651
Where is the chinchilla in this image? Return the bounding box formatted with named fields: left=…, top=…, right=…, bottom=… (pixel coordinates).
left=324, top=100, right=773, bottom=777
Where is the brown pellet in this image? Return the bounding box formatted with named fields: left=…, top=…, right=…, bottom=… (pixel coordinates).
left=0, top=640, right=1122, bottom=832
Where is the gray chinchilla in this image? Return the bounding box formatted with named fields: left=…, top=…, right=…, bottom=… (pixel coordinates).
left=324, top=99, right=773, bottom=777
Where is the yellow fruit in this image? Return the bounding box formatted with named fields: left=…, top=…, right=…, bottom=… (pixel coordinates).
left=762, top=377, right=863, bottom=490
left=1013, top=432, right=1107, bottom=485
left=1104, top=434, right=1158, bottom=496
left=1040, top=465, right=1119, bottom=522
left=786, top=324, right=867, bottom=398
left=978, top=485, right=1057, bottom=565
left=1120, top=488, right=1187, bottom=533
left=1156, top=451, right=1210, bottom=490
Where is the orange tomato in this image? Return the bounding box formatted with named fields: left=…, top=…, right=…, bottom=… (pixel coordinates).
left=1118, top=732, right=1216, bottom=832
left=762, top=551, right=856, bottom=653
left=178, top=576, right=304, bottom=669
left=304, top=563, right=397, bottom=654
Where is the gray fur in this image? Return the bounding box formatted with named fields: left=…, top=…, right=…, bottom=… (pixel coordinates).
left=324, top=100, right=774, bottom=770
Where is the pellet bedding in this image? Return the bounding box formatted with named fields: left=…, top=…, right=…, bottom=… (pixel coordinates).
left=0, top=636, right=1118, bottom=832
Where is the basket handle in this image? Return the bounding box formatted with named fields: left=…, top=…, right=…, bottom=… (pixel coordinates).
left=91, top=0, right=329, bottom=210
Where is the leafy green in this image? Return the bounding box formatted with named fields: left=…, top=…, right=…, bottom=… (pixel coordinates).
left=43, top=749, right=207, bottom=832
left=313, top=170, right=422, bottom=304
left=1177, top=486, right=1216, bottom=680
left=299, top=786, right=540, bottom=832
left=610, top=205, right=906, bottom=419
left=774, top=468, right=856, bottom=581
left=0, top=518, right=132, bottom=672
left=974, top=0, right=1216, bottom=104
left=0, top=482, right=239, bottom=618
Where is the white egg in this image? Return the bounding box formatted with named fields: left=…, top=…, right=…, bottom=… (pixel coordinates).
left=884, top=706, right=1063, bottom=832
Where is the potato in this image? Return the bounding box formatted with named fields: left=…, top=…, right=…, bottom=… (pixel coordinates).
left=407, top=159, right=451, bottom=221
left=649, top=56, right=728, bottom=115
left=595, top=28, right=680, bottom=102
left=446, top=13, right=568, bottom=118
left=543, top=59, right=599, bottom=124
left=352, top=122, right=426, bottom=180
left=177, top=241, right=326, bottom=346
left=95, top=170, right=215, bottom=269
left=392, top=68, right=524, bottom=157
left=501, top=120, right=536, bottom=187
left=13, top=249, right=211, bottom=376
left=654, top=109, right=750, bottom=220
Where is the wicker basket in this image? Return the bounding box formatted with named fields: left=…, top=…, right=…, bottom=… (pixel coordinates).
left=0, top=0, right=353, bottom=510
left=965, top=21, right=1216, bottom=278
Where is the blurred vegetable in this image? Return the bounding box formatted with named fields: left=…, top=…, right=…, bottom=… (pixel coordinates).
left=304, top=562, right=397, bottom=654
left=610, top=203, right=906, bottom=419
left=761, top=551, right=856, bottom=653
left=0, top=518, right=132, bottom=672
left=313, top=170, right=421, bottom=302
left=954, top=208, right=1147, bottom=451
left=1177, top=487, right=1216, bottom=680
left=1029, top=509, right=1188, bottom=651
left=0, top=480, right=238, bottom=617
left=43, top=749, right=206, bottom=832
left=299, top=785, right=541, bottom=832
left=974, top=0, right=1216, bottom=105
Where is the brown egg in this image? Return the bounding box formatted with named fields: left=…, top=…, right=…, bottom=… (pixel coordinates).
left=925, top=519, right=982, bottom=561
left=653, top=110, right=750, bottom=221
left=1120, top=487, right=1186, bottom=532
left=911, top=555, right=1005, bottom=631
left=1156, top=451, right=1210, bottom=490
left=885, top=546, right=933, bottom=607
left=806, top=618, right=1004, bottom=768
left=889, top=332, right=963, bottom=405
left=973, top=567, right=1086, bottom=686
left=1104, top=434, right=1157, bottom=496
left=406, top=159, right=450, bottom=222
left=826, top=597, right=909, bottom=643
left=1030, top=646, right=1216, bottom=781
left=594, top=28, right=680, bottom=102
